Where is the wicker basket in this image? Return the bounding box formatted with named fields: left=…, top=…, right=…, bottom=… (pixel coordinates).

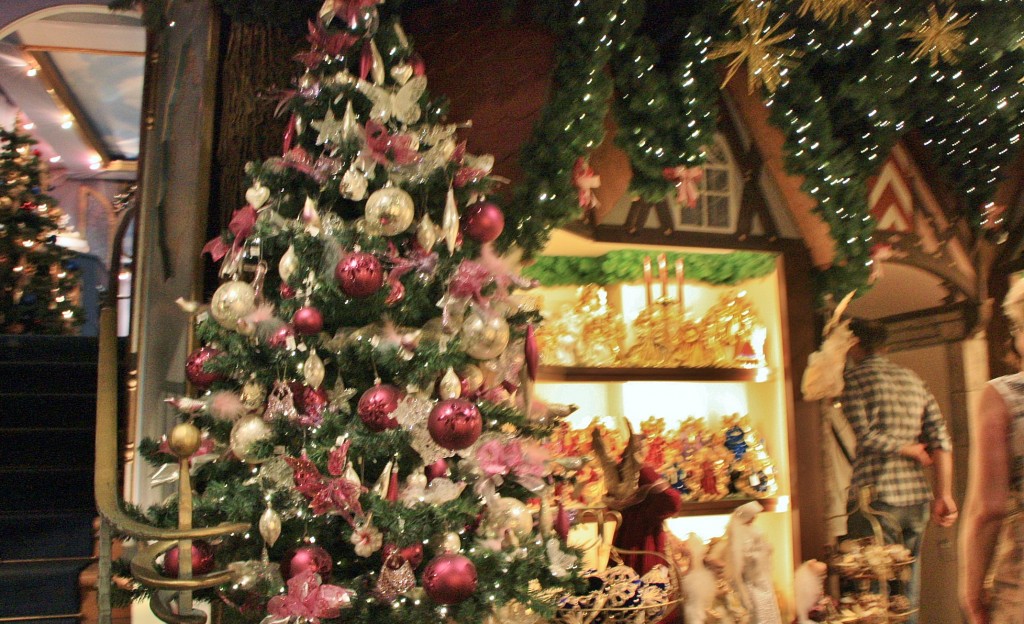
left=554, top=509, right=682, bottom=624
left=552, top=552, right=681, bottom=624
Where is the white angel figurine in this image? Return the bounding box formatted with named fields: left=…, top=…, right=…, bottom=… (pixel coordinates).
left=682, top=533, right=717, bottom=624
left=794, top=559, right=828, bottom=624
left=726, top=502, right=781, bottom=624
left=801, top=291, right=857, bottom=401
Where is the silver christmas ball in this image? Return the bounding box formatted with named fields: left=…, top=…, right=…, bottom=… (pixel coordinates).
left=230, top=415, right=272, bottom=463
left=487, top=497, right=534, bottom=539
left=461, top=311, right=510, bottom=360
left=210, top=280, right=256, bottom=330
left=364, top=187, right=415, bottom=236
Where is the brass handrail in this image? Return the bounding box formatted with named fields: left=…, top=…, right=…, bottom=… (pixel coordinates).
left=94, top=304, right=249, bottom=624
left=94, top=305, right=250, bottom=541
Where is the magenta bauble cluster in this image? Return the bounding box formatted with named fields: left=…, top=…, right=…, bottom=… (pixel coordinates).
left=185, top=346, right=225, bottom=389
left=427, top=398, right=482, bottom=450
left=461, top=200, right=504, bottom=243
left=358, top=383, right=402, bottom=432
left=422, top=553, right=477, bottom=605
left=335, top=251, right=384, bottom=298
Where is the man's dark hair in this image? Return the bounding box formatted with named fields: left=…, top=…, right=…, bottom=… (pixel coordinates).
left=849, top=318, right=888, bottom=354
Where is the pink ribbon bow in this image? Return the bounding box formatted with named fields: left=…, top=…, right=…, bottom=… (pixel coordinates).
left=267, top=569, right=352, bottom=624
left=663, top=165, right=704, bottom=209
left=474, top=438, right=549, bottom=497
left=573, top=158, right=601, bottom=210
left=284, top=444, right=364, bottom=524
left=202, top=204, right=257, bottom=262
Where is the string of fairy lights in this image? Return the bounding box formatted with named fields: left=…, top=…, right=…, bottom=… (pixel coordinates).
left=114, top=0, right=1024, bottom=301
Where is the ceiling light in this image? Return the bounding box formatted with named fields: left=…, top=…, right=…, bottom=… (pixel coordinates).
left=22, top=123, right=35, bottom=130
left=89, top=162, right=102, bottom=170
left=26, top=68, right=37, bottom=77
left=49, top=155, right=61, bottom=163
left=60, top=119, right=73, bottom=129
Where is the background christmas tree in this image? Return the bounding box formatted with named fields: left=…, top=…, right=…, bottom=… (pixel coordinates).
left=118, top=1, right=584, bottom=622
left=0, top=125, right=82, bottom=334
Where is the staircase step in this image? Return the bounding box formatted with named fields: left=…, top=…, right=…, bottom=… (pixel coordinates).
left=0, top=335, right=98, bottom=363
left=0, top=393, right=96, bottom=428
left=0, top=560, right=89, bottom=618
left=0, top=468, right=94, bottom=513
left=0, top=362, right=98, bottom=394
left=0, top=511, right=96, bottom=561
left=0, top=428, right=94, bottom=469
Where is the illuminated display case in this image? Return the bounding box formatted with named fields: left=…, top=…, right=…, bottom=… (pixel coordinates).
left=532, top=229, right=799, bottom=611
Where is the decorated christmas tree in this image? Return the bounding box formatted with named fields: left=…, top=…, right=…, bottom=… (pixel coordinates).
left=0, top=125, right=82, bottom=334
left=121, top=2, right=584, bottom=622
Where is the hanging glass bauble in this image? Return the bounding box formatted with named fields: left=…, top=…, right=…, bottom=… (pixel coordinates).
left=364, top=187, right=415, bottom=236
left=210, top=280, right=256, bottom=330
left=278, top=245, right=299, bottom=282
left=461, top=310, right=510, bottom=360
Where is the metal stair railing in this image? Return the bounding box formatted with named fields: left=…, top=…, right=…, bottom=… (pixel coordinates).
left=94, top=203, right=249, bottom=624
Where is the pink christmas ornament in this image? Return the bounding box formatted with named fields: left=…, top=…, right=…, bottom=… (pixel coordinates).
left=162, top=540, right=215, bottom=577
left=280, top=545, right=333, bottom=580
left=400, top=543, right=424, bottom=569
left=268, top=324, right=296, bottom=349
left=425, top=458, right=449, bottom=482
left=335, top=251, right=384, bottom=298
left=185, top=347, right=225, bottom=389
left=461, top=200, right=504, bottom=243
left=290, top=383, right=329, bottom=426
left=422, top=553, right=477, bottom=605
left=358, top=383, right=402, bottom=432
left=293, top=306, right=324, bottom=335
left=427, top=399, right=482, bottom=450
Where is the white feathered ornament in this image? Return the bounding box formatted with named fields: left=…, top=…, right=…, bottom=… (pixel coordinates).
left=794, top=559, right=828, bottom=624
left=682, top=533, right=717, bottom=624
left=801, top=291, right=857, bottom=401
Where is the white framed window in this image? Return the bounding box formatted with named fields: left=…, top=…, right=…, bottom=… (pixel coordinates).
left=670, top=134, right=742, bottom=233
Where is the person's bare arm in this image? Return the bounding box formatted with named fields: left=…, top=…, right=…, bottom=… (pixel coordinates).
left=930, top=449, right=956, bottom=526
left=959, top=384, right=1011, bottom=624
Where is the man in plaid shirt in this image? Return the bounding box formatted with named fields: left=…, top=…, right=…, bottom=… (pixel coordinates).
left=841, top=318, right=957, bottom=623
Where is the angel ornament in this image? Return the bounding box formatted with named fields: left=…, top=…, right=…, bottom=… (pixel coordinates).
left=800, top=290, right=856, bottom=401
left=726, top=502, right=781, bottom=624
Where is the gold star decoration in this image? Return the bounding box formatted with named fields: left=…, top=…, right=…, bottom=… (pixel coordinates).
left=796, top=0, right=870, bottom=26
left=707, top=2, right=805, bottom=94
left=900, top=4, right=972, bottom=67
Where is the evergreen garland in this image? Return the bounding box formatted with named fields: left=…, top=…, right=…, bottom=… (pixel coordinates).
left=523, top=250, right=777, bottom=286
left=501, top=0, right=622, bottom=258
left=111, top=0, right=1024, bottom=303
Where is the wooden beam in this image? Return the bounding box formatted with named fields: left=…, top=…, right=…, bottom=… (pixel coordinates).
left=22, top=44, right=144, bottom=57
left=28, top=50, right=112, bottom=164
